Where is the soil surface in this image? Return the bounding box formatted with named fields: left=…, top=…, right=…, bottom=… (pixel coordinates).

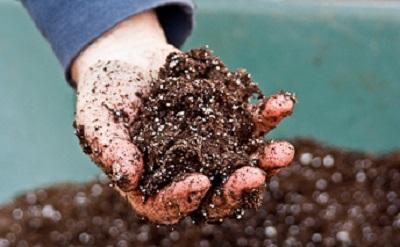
left=1, top=139, right=399, bottom=246
left=131, top=48, right=264, bottom=198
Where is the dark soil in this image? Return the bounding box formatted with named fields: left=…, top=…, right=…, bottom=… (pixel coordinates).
left=131, top=48, right=265, bottom=198
left=1, top=139, right=399, bottom=246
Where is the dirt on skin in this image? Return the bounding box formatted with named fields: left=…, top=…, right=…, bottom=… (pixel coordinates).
left=1, top=139, right=399, bottom=246
left=130, top=48, right=266, bottom=199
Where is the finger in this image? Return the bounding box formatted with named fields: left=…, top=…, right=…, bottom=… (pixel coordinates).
left=251, top=92, right=296, bottom=135
left=204, top=166, right=266, bottom=221
left=123, top=173, right=211, bottom=225
left=257, top=140, right=295, bottom=172
left=75, top=60, right=148, bottom=191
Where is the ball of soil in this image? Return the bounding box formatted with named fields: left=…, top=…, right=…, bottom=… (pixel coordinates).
left=130, top=48, right=265, bottom=208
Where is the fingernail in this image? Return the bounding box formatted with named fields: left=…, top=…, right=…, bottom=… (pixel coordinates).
left=260, top=141, right=295, bottom=169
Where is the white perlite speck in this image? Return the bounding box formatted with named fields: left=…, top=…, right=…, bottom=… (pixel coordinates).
left=42, top=204, right=62, bottom=221
left=0, top=238, right=10, bottom=247
left=336, top=230, right=351, bottom=243
left=264, top=226, right=277, bottom=238
left=356, top=171, right=367, bottom=183
left=169, top=60, right=178, bottom=68
left=323, top=154, right=335, bottom=167
left=12, top=208, right=23, bottom=220
left=112, top=163, right=123, bottom=181
left=316, top=178, right=328, bottom=190
left=312, top=233, right=322, bottom=242
left=300, top=153, right=313, bottom=165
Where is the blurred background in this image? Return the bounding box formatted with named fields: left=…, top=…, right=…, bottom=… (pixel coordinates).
left=0, top=0, right=399, bottom=203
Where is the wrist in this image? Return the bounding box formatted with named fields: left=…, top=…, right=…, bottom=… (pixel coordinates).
left=71, top=10, right=168, bottom=85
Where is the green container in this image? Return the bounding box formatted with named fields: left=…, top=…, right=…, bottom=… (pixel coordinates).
left=0, top=0, right=399, bottom=202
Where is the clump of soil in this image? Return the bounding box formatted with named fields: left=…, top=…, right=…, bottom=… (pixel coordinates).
left=1, top=139, right=399, bottom=246
left=131, top=48, right=265, bottom=198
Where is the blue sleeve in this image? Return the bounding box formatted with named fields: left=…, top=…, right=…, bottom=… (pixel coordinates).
left=21, top=0, right=194, bottom=81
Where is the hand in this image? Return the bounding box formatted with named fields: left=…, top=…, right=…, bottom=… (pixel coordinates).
left=72, top=11, right=295, bottom=224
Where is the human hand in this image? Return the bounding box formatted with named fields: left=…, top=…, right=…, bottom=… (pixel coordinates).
left=72, top=11, right=295, bottom=224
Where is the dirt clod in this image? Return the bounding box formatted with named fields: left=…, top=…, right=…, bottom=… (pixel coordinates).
left=131, top=48, right=265, bottom=199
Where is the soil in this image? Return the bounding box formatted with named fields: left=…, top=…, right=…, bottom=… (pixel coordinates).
left=1, top=139, right=399, bottom=246
left=130, top=48, right=265, bottom=198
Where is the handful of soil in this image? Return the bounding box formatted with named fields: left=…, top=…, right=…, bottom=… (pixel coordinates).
left=131, top=48, right=265, bottom=198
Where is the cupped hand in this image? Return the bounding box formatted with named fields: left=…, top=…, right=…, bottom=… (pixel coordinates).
left=72, top=11, right=295, bottom=224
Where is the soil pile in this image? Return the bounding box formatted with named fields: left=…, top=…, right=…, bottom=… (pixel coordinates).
left=1, top=139, right=399, bottom=246
left=131, top=48, right=264, bottom=198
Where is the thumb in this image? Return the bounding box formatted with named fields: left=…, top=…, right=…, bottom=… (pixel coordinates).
left=75, top=60, right=148, bottom=191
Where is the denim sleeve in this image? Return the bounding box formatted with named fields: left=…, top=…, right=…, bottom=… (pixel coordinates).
left=21, top=0, right=194, bottom=80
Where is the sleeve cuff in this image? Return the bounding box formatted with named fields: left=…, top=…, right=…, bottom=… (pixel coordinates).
left=21, top=0, right=194, bottom=81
